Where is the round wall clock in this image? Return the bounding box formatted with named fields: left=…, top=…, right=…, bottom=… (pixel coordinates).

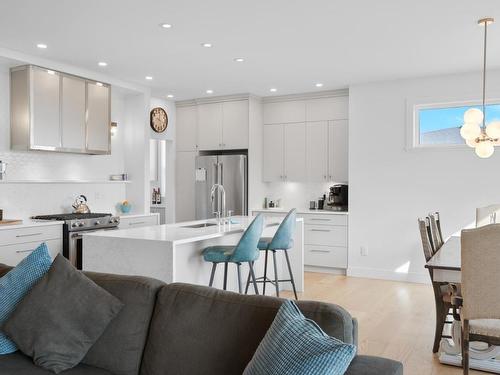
left=150, top=107, right=168, bottom=133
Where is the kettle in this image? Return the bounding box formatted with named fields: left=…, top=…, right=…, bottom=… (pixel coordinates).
left=72, top=195, right=91, bottom=214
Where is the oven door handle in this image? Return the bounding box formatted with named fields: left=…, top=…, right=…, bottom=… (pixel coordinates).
left=71, top=227, right=119, bottom=240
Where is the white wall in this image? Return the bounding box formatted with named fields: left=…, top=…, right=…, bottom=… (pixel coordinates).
left=348, top=69, right=500, bottom=283
left=149, top=97, right=176, bottom=223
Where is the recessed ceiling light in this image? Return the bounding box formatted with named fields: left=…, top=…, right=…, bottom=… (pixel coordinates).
left=270, top=88, right=277, bottom=92
left=46, top=70, right=55, bottom=75
left=201, top=43, right=213, bottom=48
left=167, top=94, right=174, bottom=99
left=315, top=83, right=324, bottom=88
left=96, top=82, right=103, bottom=87
left=145, top=76, right=153, bottom=80
left=98, top=62, right=107, bottom=67
left=234, top=57, right=245, bottom=62
left=160, top=23, right=172, bottom=29
left=37, top=43, right=47, bottom=49
left=206, top=89, right=214, bottom=94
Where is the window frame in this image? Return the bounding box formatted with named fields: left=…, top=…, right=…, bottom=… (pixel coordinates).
left=406, top=96, right=500, bottom=151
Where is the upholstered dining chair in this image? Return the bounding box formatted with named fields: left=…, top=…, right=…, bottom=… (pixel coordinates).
left=428, top=212, right=444, bottom=251
left=461, top=224, right=500, bottom=375
left=418, top=217, right=453, bottom=353
left=476, top=204, right=500, bottom=227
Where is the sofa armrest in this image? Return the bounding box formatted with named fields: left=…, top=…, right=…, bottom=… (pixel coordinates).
left=345, top=355, right=403, bottom=375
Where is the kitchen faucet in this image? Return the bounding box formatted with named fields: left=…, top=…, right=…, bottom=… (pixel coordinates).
left=210, top=183, right=226, bottom=223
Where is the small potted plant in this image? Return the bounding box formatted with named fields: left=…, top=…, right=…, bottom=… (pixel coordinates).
left=120, top=200, right=131, bottom=214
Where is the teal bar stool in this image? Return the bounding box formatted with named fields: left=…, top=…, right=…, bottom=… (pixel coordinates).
left=246, top=209, right=298, bottom=300
left=202, top=214, right=264, bottom=294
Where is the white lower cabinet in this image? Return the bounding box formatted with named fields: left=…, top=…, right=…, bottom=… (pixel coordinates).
left=252, top=210, right=348, bottom=269
left=0, top=224, right=63, bottom=266
left=119, top=214, right=159, bottom=229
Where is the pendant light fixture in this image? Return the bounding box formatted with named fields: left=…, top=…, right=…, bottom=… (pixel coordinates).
left=460, top=18, right=500, bottom=158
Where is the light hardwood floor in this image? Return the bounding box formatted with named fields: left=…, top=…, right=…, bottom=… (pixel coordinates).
left=281, top=272, right=482, bottom=375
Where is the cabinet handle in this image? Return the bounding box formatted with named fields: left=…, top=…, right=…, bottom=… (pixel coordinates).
left=15, top=232, right=43, bottom=238
left=310, top=229, right=331, bottom=232
left=16, top=249, right=35, bottom=254
left=310, top=218, right=331, bottom=221
left=310, top=249, right=331, bottom=253
left=129, top=221, right=146, bottom=226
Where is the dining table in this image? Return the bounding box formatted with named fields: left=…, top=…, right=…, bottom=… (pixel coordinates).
left=426, top=228, right=500, bottom=373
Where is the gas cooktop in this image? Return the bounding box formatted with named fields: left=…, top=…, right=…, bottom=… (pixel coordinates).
left=32, top=213, right=112, bottom=221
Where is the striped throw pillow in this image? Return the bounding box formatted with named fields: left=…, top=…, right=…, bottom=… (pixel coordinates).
left=0, top=243, right=53, bottom=354
left=244, top=300, right=356, bottom=375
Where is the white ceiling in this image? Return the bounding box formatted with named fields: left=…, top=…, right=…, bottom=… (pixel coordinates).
left=0, top=0, right=499, bottom=100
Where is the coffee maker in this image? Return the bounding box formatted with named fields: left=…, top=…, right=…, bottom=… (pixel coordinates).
left=325, top=184, right=348, bottom=211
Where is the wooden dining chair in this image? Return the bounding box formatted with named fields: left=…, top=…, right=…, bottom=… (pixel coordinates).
left=428, top=212, right=444, bottom=251
left=460, top=224, right=500, bottom=374
left=418, top=217, right=453, bottom=353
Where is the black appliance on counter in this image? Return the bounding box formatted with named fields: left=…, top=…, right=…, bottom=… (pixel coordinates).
left=32, top=213, right=120, bottom=270
left=325, top=184, right=348, bottom=211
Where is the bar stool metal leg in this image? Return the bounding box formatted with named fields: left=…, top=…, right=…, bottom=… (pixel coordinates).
left=209, top=263, right=217, bottom=287
left=272, top=250, right=280, bottom=297
left=262, top=249, right=269, bottom=295
left=223, top=262, right=228, bottom=290
left=236, top=263, right=242, bottom=294
left=244, top=269, right=251, bottom=294
left=248, top=261, right=259, bottom=295
left=284, top=250, right=298, bottom=300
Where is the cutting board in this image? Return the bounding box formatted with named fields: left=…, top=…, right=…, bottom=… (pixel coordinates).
left=0, top=219, right=23, bottom=226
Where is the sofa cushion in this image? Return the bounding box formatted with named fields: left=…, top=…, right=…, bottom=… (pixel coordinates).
left=0, top=243, right=53, bottom=354
left=140, top=283, right=356, bottom=375
left=0, top=263, right=165, bottom=375
left=81, top=271, right=165, bottom=375
left=0, top=352, right=113, bottom=375
left=345, top=355, right=403, bottom=375
left=244, top=300, right=356, bottom=375
left=4, top=255, right=124, bottom=374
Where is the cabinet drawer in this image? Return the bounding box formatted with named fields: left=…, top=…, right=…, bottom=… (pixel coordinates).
left=119, top=214, right=159, bottom=229
left=303, top=214, right=347, bottom=226
left=0, top=239, right=62, bottom=266
left=0, top=225, right=62, bottom=246
left=304, top=224, right=347, bottom=247
left=305, top=245, right=347, bottom=268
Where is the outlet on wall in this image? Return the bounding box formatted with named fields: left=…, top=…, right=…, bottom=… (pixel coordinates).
left=360, top=246, right=368, bottom=256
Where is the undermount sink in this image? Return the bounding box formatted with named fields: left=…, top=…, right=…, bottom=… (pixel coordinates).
left=181, top=222, right=218, bottom=229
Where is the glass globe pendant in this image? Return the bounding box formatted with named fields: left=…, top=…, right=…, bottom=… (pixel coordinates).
left=460, top=18, right=496, bottom=158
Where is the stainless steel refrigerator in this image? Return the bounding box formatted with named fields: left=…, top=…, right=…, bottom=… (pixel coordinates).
left=195, top=154, right=247, bottom=220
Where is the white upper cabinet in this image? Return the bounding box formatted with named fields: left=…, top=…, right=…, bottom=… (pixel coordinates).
left=284, top=123, right=307, bottom=181
left=196, top=100, right=249, bottom=151
left=222, top=100, right=249, bottom=149
left=306, top=121, right=329, bottom=182
left=31, top=67, right=61, bottom=149
left=176, top=106, right=198, bottom=151
left=10, top=65, right=111, bottom=155
left=263, top=124, right=284, bottom=182
left=197, top=103, right=223, bottom=150
left=263, top=100, right=306, bottom=124
left=305, top=96, right=349, bottom=121
left=61, top=75, right=86, bottom=150
left=329, top=120, right=348, bottom=182
left=86, top=82, right=111, bottom=153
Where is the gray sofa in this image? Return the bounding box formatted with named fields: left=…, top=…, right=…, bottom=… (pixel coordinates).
left=0, top=264, right=403, bottom=375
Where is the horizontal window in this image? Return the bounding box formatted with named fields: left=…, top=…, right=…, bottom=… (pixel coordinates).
left=414, top=103, right=500, bottom=147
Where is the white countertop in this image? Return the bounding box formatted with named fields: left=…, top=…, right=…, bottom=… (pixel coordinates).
left=252, top=208, right=348, bottom=215
left=85, top=216, right=303, bottom=245
left=118, top=213, right=159, bottom=219
left=0, top=220, right=65, bottom=231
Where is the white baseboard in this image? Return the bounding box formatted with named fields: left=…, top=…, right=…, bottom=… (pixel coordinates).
left=347, top=266, right=430, bottom=284
left=305, top=265, right=346, bottom=275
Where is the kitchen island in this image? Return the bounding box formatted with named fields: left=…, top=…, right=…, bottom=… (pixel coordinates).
left=83, top=216, right=304, bottom=294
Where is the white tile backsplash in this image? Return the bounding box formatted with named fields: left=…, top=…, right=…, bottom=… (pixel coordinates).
left=261, top=181, right=334, bottom=210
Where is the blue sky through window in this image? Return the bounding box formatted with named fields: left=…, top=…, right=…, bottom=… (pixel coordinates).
left=419, top=104, right=500, bottom=145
